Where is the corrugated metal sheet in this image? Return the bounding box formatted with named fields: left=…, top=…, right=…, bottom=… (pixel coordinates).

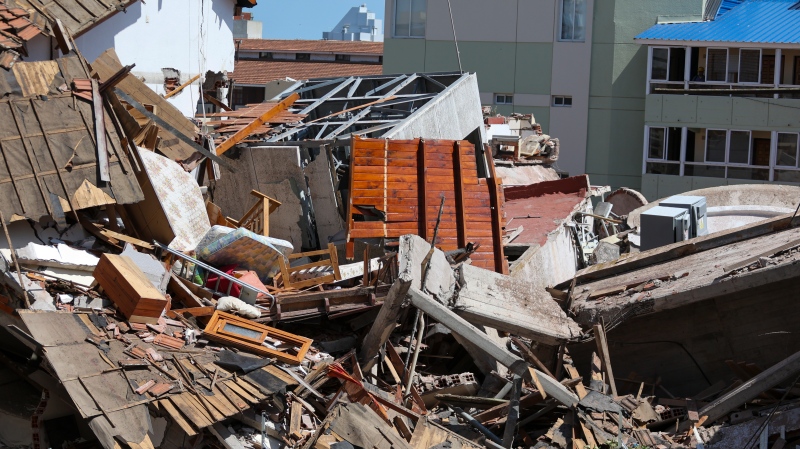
left=637, top=0, right=800, bottom=44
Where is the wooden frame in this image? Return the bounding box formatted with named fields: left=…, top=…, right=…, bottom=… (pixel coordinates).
left=203, top=311, right=312, bottom=365
left=227, top=190, right=282, bottom=236
left=278, top=243, right=342, bottom=290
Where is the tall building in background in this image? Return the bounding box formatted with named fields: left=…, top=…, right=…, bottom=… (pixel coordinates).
left=382, top=0, right=704, bottom=196
left=323, top=4, right=384, bottom=42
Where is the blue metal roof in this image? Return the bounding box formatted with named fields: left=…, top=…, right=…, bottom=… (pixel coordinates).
left=636, top=0, right=800, bottom=44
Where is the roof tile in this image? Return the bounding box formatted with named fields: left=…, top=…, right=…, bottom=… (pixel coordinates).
left=231, top=59, right=383, bottom=85
left=236, top=38, right=383, bottom=54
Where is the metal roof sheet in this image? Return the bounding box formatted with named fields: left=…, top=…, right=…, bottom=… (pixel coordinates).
left=636, top=0, right=800, bottom=44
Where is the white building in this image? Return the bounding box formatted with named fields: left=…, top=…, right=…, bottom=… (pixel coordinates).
left=323, top=4, right=383, bottom=42
left=68, top=0, right=252, bottom=116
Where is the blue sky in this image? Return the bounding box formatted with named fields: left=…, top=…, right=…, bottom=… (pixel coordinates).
left=250, top=1, right=386, bottom=40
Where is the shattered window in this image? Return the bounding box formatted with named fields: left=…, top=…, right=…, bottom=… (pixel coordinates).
left=559, top=0, right=586, bottom=42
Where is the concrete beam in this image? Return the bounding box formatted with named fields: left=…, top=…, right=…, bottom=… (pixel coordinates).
left=407, top=286, right=579, bottom=408
left=455, top=264, right=582, bottom=345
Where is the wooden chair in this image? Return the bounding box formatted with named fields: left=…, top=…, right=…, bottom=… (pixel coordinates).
left=278, top=243, right=342, bottom=290
left=226, top=190, right=282, bottom=236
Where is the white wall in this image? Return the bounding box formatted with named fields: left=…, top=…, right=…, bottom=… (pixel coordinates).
left=73, top=0, right=237, bottom=117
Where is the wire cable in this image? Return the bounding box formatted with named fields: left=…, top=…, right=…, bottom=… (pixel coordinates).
left=742, top=372, right=800, bottom=449
left=446, top=0, right=462, bottom=72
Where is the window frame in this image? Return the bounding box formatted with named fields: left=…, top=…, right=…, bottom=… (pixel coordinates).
left=727, top=129, right=753, bottom=166
left=495, top=94, right=513, bottom=105
left=552, top=95, right=573, bottom=107
left=557, top=0, right=586, bottom=42
left=705, top=48, right=729, bottom=83
left=738, top=48, right=762, bottom=85
left=650, top=46, right=670, bottom=81
left=704, top=128, right=729, bottom=163
left=776, top=132, right=800, bottom=168
left=393, top=0, right=426, bottom=39
left=647, top=126, right=667, bottom=161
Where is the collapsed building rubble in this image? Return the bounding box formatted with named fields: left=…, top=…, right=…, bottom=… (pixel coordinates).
left=0, top=8, right=799, bottom=449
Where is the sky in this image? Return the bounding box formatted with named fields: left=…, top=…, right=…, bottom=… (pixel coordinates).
left=250, top=1, right=386, bottom=40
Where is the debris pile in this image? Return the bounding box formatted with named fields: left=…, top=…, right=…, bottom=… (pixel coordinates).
left=0, top=5, right=800, bottom=449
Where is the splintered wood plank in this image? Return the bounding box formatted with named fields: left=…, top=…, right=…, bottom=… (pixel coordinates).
left=289, top=401, right=303, bottom=439
left=224, top=380, right=258, bottom=404
left=159, top=399, right=197, bottom=436
left=169, top=394, right=213, bottom=428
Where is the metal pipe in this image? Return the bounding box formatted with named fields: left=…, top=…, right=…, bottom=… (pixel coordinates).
left=451, top=407, right=503, bottom=445
left=494, top=380, right=513, bottom=400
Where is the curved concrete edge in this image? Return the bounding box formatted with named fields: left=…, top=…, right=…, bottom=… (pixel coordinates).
left=628, top=184, right=800, bottom=229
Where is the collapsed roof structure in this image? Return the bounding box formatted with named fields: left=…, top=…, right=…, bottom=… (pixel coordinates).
left=0, top=3, right=800, bottom=449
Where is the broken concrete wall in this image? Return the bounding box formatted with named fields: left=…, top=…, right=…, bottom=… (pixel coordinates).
left=569, top=275, right=800, bottom=398
left=305, top=148, right=344, bottom=245
left=211, top=146, right=316, bottom=250
left=384, top=73, right=486, bottom=144
left=509, top=209, right=584, bottom=290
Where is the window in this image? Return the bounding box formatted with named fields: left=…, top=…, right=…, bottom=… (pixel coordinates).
left=706, top=48, right=728, bottom=82
left=647, top=127, right=681, bottom=161
left=739, top=49, right=761, bottom=84
left=394, top=0, right=426, bottom=38
left=259, top=52, right=273, bottom=60
left=552, top=96, right=572, bottom=106
left=335, top=54, right=351, bottom=62
left=295, top=53, right=310, bottom=61
left=705, top=129, right=727, bottom=162
left=728, top=130, right=751, bottom=164
left=495, top=94, right=513, bottom=105
left=651, top=48, right=668, bottom=81
left=559, top=0, right=586, bottom=41
left=777, top=133, right=799, bottom=167
left=650, top=47, right=686, bottom=82
left=648, top=127, right=666, bottom=159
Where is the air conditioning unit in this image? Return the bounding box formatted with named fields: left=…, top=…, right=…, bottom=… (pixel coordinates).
left=640, top=206, right=690, bottom=251
left=659, top=195, right=708, bottom=238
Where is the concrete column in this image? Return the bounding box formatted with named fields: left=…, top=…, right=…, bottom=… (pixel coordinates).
left=646, top=46, right=653, bottom=95
left=774, top=49, right=782, bottom=99
left=680, top=127, right=688, bottom=176
left=684, top=46, right=692, bottom=90
left=642, top=125, right=649, bottom=175
left=770, top=130, right=778, bottom=181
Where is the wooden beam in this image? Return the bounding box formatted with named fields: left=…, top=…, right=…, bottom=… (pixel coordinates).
left=113, top=88, right=233, bottom=169
left=359, top=278, right=411, bottom=372
left=203, top=92, right=232, bottom=112
left=697, top=349, right=800, bottom=426
left=511, top=337, right=555, bottom=379
left=164, top=74, right=201, bottom=99
left=53, top=18, right=73, bottom=55
left=91, top=79, right=110, bottom=182
left=593, top=324, right=617, bottom=397
left=215, top=93, right=299, bottom=156
left=483, top=144, right=507, bottom=274
left=453, top=141, right=468, bottom=248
